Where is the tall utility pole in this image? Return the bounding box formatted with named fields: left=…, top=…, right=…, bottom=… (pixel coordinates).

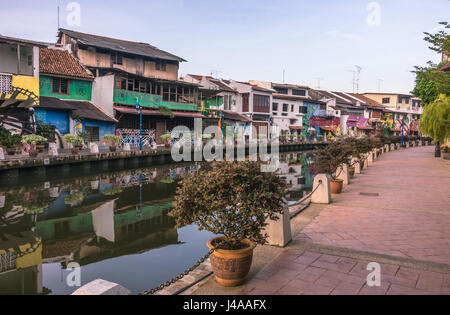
left=377, top=79, right=384, bottom=93
left=283, top=69, right=285, bottom=84
left=315, top=77, right=324, bottom=89
left=354, top=65, right=362, bottom=93
left=209, top=70, right=222, bottom=79
left=57, top=6, right=60, bottom=31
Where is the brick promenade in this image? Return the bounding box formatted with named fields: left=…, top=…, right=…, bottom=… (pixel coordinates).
left=240, top=146, right=450, bottom=295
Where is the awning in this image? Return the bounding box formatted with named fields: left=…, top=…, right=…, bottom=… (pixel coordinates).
left=391, top=128, right=402, bottom=132
left=114, top=106, right=205, bottom=118
left=39, top=96, right=78, bottom=111
left=320, top=127, right=335, bottom=131
left=290, top=126, right=305, bottom=130
left=357, top=126, right=374, bottom=130
left=222, top=111, right=251, bottom=122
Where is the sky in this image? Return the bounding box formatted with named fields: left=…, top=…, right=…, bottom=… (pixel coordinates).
left=1, top=0, right=449, bottom=94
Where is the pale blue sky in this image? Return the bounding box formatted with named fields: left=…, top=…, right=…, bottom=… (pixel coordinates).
left=1, top=0, right=448, bottom=94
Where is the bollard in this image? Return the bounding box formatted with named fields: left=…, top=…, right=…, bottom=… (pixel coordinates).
left=123, top=143, right=131, bottom=152
left=90, top=142, right=99, bottom=154
left=352, top=158, right=361, bottom=174
left=265, top=200, right=292, bottom=247
left=367, top=152, right=373, bottom=166
left=364, top=157, right=369, bottom=169
left=72, top=279, right=131, bottom=295
left=311, top=174, right=331, bottom=204
left=372, top=149, right=377, bottom=161
left=336, top=164, right=350, bottom=186
left=406, top=142, right=410, bottom=148
left=390, top=144, right=395, bottom=151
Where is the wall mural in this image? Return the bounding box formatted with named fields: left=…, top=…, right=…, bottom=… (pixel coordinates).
left=116, top=129, right=156, bottom=147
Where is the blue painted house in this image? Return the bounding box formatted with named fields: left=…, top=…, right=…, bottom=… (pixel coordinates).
left=37, top=48, right=116, bottom=145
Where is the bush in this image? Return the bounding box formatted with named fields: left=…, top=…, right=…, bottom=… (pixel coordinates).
left=312, top=142, right=352, bottom=179
left=170, top=161, right=288, bottom=250
left=160, top=134, right=172, bottom=142
left=63, top=134, right=83, bottom=146
left=22, top=134, right=47, bottom=145
left=102, top=134, right=122, bottom=146
left=36, top=122, right=53, bottom=140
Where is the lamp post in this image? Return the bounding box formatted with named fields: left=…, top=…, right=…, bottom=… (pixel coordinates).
left=136, top=98, right=143, bottom=151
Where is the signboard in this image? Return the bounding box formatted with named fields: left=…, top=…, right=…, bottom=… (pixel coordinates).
left=90, top=142, right=99, bottom=154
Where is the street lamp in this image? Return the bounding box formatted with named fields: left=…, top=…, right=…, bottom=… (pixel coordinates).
left=135, top=98, right=143, bottom=151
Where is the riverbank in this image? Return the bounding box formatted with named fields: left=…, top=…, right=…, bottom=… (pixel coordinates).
left=186, top=146, right=450, bottom=295
left=0, top=142, right=326, bottom=184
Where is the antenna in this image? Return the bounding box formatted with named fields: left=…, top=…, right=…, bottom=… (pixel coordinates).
left=57, top=6, right=60, bottom=31
left=351, top=65, right=362, bottom=93
left=315, top=77, right=324, bottom=89
left=283, top=69, right=285, bottom=84
left=377, top=79, right=384, bottom=93
left=209, top=70, right=222, bottom=79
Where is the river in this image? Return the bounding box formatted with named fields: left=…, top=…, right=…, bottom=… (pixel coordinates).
left=0, top=152, right=314, bottom=295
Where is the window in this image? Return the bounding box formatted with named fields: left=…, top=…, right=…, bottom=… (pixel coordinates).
left=253, top=94, right=270, bottom=113
left=300, top=106, right=308, bottom=114
left=242, top=93, right=250, bottom=112
left=84, top=126, right=100, bottom=142
left=283, top=104, right=288, bottom=112
left=52, top=77, right=69, bottom=95
left=274, top=87, right=288, bottom=95
left=292, top=89, right=306, bottom=96
left=272, top=103, right=278, bottom=112
left=291, top=105, right=294, bottom=112
left=0, top=74, right=12, bottom=94
left=111, top=53, right=123, bottom=65
left=382, top=98, right=390, bottom=104
left=155, top=60, right=167, bottom=71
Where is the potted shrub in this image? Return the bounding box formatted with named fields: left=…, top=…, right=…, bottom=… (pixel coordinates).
left=36, top=122, right=54, bottom=150
left=1, top=133, right=22, bottom=155
left=442, top=146, right=450, bottom=160
left=64, top=134, right=84, bottom=154
left=22, top=135, right=47, bottom=157
left=102, top=134, right=122, bottom=152
left=160, top=134, right=172, bottom=148
left=312, top=142, right=352, bottom=194
left=170, top=161, right=288, bottom=287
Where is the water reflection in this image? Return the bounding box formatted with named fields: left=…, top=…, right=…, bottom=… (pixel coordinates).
left=0, top=153, right=313, bottom=295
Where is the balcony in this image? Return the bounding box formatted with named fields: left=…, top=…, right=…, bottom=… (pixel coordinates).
left=113, top=89, right=198, bottom=111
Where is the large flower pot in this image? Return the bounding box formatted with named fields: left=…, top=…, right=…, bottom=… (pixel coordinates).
left=207, top=237, right=256, bottom=287
left=36, top=144, right=45, bottom=153
left=330, top=179, right=344, bottom=194
left=6, top=148, right=16, bottom=155
left=348, top=167, right=355, bottom=179
left=109, top=145, right=117, bottom=152
left=71, top=147, right=80, bottom=155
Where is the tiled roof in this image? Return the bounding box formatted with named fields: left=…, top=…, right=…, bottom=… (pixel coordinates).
left=438, top=62, right=450, bottom=72
left=59, top=28, right=186, bottom=62
left=40, top=48, right=94, bottom=80
left=348, top=93, right=383, bottom=108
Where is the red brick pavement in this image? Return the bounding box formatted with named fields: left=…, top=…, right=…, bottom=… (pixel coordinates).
left=240, top=147, right=450, bottom=295
left=298, top=146, right=450, bottom=264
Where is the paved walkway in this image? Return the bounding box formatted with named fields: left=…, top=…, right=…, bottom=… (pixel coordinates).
left=239, top=146, right=450, bottom=295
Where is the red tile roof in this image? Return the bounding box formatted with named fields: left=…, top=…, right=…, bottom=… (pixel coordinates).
left=348, top=93, right=383, bottom=108
left=438, top=62, right=450, bottom=72
left=39, top=48, right=94, bottom=80
left=114, top=106, right=205, bottom=118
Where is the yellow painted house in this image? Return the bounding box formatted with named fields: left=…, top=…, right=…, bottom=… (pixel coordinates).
left=0, top=35, right=47, bottom=132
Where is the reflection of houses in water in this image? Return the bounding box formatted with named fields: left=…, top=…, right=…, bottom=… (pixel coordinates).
left=37, top=199, right=178, bottom=268
left=0, top=228, right=44, bottom=295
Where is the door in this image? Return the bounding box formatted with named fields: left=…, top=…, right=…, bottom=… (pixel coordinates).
left=156, top=121, right=167, bottom=145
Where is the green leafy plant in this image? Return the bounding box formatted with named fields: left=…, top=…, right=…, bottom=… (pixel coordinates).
left=170, top=161, right=288, bottom=250
left=22, top=134, right=47, bottom=145
left=64, top=192, right=84, bottom=206
left=36, top=122, right=54, bottom=140
left=311, top=142, right=352, bottom=180
left=420, top=94, right=450, bottom=144
left=160, top=134, right=172, bottom=142
left=63, top=134, right=83, bottom=146
left=0, top=133, right=22, bottom=149
left=102, top=186, right=123, bottom=196
left=102, top=134, right=122, bottom=146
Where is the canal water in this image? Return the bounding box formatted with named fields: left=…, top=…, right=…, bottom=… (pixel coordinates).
left=0, top=152, right=314, bottom=295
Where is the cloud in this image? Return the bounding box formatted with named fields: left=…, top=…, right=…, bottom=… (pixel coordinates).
left=326, top=30, right=362, bottom=41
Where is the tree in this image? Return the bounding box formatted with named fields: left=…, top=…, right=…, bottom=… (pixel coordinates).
left=413, top=22, right=450, bottom=104
left=420, top=94, right=450, bottom=144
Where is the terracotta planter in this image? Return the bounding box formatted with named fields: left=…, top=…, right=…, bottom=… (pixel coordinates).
left=6, top=148, right=16, bottom=155
left=348, top=167, right=355, bottom=179
left=207, top=237, right=256, bottom=287
left=71, top=147, right=80, bottom=155
left=109, top=145, right=117, bottom=152
left=330, top=179, right=344, bottom=194
left=29, top=149, right=38, bottom=158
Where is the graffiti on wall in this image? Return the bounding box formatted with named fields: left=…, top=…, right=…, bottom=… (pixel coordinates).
left=116, top=129, right=156, bottom=147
